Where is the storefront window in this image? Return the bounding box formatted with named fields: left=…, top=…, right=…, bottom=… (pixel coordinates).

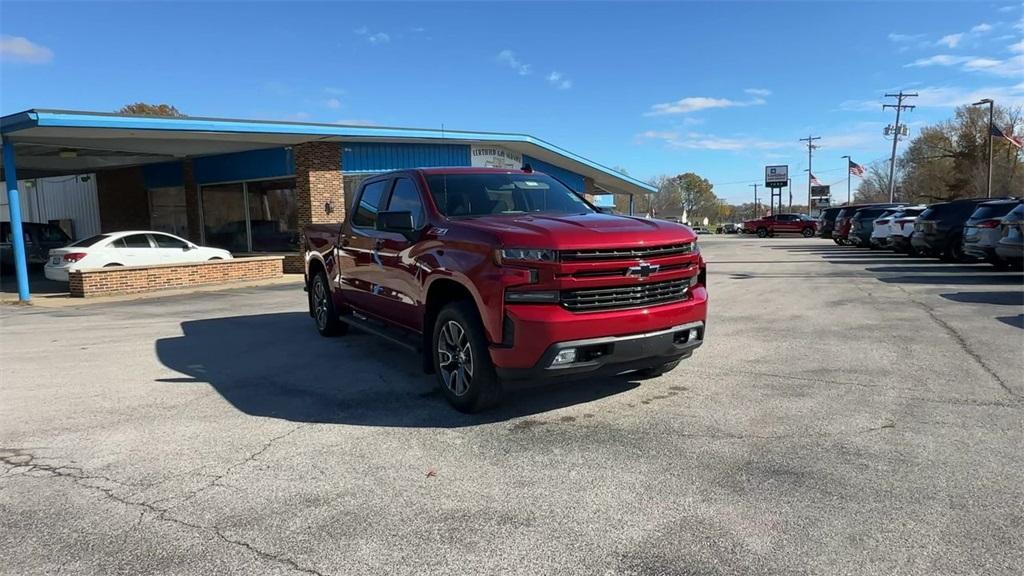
left=201, top=183, right=247, bottom=252
left=201, top=178, right=297, bottom=253
left=246, top=179, right=298, bottom=252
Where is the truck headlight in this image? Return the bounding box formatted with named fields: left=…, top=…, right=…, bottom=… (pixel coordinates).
left=496, top=248, right=556, bottom=264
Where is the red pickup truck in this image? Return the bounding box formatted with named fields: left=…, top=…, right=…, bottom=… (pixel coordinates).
left=303, top=167, right=707, bottom=412
left=742, top=213, right=817, bottom=238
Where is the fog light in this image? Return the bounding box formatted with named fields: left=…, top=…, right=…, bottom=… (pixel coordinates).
left=551, top=348, right=577, bottom=366
left=690, top=328, right=700, bottom=341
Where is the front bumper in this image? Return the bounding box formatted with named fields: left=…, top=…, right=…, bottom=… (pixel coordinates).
left=491, top=286, right=708, bottom=374
left=495, top=320, right=705, bottom=381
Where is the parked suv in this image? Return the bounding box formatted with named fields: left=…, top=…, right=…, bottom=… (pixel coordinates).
left=885, top=207, right=928, bottom=254
left=848, top=206, right=905, bottom=247
left=303, top=168, right=708, bottom=412
left=1, top=221, right=71, bottom=268
left=912, top=198, right=1015, bottom=261
left=742, top=213, right=816, bottom=238
left=816, top=207, right=845, bottom=240
left=962, top=199, right=1023, bottom=267
left=995, top=203, right=1024, bottom=269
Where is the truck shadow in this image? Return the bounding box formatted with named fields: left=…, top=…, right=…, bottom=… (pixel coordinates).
left=154, top=312, right=640, bottom=427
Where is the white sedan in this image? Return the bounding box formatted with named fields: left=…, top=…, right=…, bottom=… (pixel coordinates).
left=44, top=231, right=232, bottom=281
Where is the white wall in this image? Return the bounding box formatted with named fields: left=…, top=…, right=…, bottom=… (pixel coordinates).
left=1, top=174, right=101, bottom=240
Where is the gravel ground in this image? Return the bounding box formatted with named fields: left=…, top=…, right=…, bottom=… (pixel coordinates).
left=2, top=236, right=1021, bottom=575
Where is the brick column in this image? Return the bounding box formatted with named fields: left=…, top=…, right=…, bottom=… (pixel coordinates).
left=295, top=141, right=344, bottom=228
left=183, top=159, right=201, bottom=243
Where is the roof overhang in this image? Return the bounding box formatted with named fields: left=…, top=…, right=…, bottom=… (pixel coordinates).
left=1, top=109, right=655, bottom=195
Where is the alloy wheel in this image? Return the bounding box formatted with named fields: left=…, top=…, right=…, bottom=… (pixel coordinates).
left=438, top=320, right=473, bottom=397
left=313, top=276, right=329, bottom=330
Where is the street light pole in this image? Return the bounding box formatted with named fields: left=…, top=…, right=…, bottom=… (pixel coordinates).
left=750, top=183, right=759, bottom=218
left=841, top=155, right=852, bottom=204
left=972, top=98, right=994, bottom=198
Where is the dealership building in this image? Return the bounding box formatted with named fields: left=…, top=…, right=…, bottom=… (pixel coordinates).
left=1, top=109, right=654, bottom=299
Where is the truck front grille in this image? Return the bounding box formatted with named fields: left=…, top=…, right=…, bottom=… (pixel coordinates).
left=561, top=277, right=692, bottom=312
left=560, top=242, right=693, bottom=261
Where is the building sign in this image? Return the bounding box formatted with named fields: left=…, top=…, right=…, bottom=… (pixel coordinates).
left=765, top=165, right=788, bottom=188
left=471, top=145, right=523, bottom=169
left=810, top=185, right=831, bottom=198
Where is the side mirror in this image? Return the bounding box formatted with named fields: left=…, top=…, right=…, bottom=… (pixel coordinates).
left=376, top=211, right=417, bottom=240
left=183, top=244, right=197, bottom=251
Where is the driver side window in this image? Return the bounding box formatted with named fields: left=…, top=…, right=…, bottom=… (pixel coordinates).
left=387, top=178, right=426, bottom=229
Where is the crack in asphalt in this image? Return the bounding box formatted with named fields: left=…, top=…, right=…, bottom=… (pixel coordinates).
left=908, top=298, right=1021, bottom=400
left=0, top=425, right=328, bottom=576
left=673, top=420, right=896, bottom=441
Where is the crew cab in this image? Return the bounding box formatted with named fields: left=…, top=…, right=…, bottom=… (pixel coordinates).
left=303, top=167, right=708, bottom=412
left=742, top=213, right=817, bottom=238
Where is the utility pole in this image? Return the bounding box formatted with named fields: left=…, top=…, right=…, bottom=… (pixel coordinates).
left=799, top=135, right=821, bottom=216
left=750, top=183, right=759, bottom=218
left=841, top=155, right=852, bottom=204
left=883, top=91, right=916, bottom=202
left=972, top=98, right=994, bottom=198
left=787, top=178, right=792, bottom=211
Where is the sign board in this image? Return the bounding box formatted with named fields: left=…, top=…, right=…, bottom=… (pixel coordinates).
left=810, top=185, right=831, bottom=198
left=471, top=145, right=523, bottom=169
left=811, top=197, right=831, bottom=208
left=765, top=165, right=788, bottom=188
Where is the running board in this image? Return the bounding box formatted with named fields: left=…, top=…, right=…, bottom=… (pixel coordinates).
left=339, top=314, right=421, bottom=353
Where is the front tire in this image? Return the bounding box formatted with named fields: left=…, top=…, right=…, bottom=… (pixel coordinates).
left=310, top=271, right=346, bottom=337
left=433, top=300, right=502, bottom=413
left=756, top=227, right=768, bottom=238
left=802, top=227, right=814, bottom=238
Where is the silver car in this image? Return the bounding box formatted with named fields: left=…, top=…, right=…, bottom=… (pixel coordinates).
left=963, top=199, right=1023, bottom=266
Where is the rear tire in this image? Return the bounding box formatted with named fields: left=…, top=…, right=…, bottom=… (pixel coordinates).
left=941, top=239, right=965, bottom=262
left=802, top=227, right=814, bottom=238
left=637, top=358, right=683, bottom=379
left=433, top=300, right=502, bottom=413
left=756, top=227, right=768, bottom=238
left=310, top=270, right=346, bottom=337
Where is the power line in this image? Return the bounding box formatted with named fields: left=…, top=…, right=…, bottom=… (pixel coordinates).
left=883, top=91, right=917, bottom=202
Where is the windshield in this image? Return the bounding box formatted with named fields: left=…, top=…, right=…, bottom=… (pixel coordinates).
left=424, top=173, right=593, bottom=218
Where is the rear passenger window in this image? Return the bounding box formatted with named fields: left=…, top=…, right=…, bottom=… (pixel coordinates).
left=387, top=178, right=425, bottom=229
left=352, top=180, right=389, bottom=228
left=120, top=234, right=152, bottom=248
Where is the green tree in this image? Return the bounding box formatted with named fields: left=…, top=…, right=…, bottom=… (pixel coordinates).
left=117, top=103, right=185, bottom=117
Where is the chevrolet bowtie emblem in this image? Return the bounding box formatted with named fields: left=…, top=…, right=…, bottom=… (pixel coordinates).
left=626, top=261, right=660, bottom=278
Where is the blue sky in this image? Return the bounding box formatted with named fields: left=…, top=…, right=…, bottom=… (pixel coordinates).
left=1, top=1, right=1022, bottom=204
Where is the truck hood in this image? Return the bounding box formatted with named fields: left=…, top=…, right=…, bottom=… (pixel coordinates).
left=449, top=213, right=696, bottom=249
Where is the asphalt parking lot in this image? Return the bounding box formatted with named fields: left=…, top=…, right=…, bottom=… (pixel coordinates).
left=2, top=236, right=1022, bottom=575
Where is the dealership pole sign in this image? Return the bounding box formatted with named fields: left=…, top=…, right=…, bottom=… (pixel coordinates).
left=765, top=165, right=788, bottom=188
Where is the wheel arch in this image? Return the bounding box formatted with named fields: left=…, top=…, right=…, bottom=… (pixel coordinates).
left=421, top=277, right=483, bottom=373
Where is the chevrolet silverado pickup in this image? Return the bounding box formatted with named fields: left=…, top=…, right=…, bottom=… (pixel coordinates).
left=742, top=213, right=817, bottom=238
left=303, top=167, right=708, bottom=412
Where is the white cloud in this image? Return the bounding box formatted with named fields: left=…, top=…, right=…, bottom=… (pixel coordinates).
left=889, top=33, right=924, bottom=43
left=1010, top=39, right=1024, bottom=53
left=0, top=35, right=53, bottom=64
left=907, top=54, right=971, bottom=67
left=497, top=49, right=531, bottom=75
left=325, top=98, right=342, bottom=109
left=970, top=23, right=993, bottom=33
left=937, top=33, right=964, bottom=48
left=998, top=5, right=1017, bottom=13
left=906, top=52, right=1024, bottom=78
left=353, top=26, right=368, bottom=35
left=745, top=88, right=772, bottom=96
left=645, top=95, right=766, bottom=116
left=839, top=83, right=1024, bottom=111
left=547, top=71, right=572, bottom=90
left=638, top=130, right=788, bottom=151
left=368, top=32, right=390, bottom=45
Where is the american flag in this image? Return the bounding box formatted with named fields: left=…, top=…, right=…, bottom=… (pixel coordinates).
left=809, top=173, right=822, bottom=186
left=992, top=125, right=1024, bottom=149
left=848, top=160, right=865, bottom=177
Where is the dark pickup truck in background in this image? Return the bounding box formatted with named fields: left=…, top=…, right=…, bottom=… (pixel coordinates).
left=303, top=167, right=708, bottom=412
